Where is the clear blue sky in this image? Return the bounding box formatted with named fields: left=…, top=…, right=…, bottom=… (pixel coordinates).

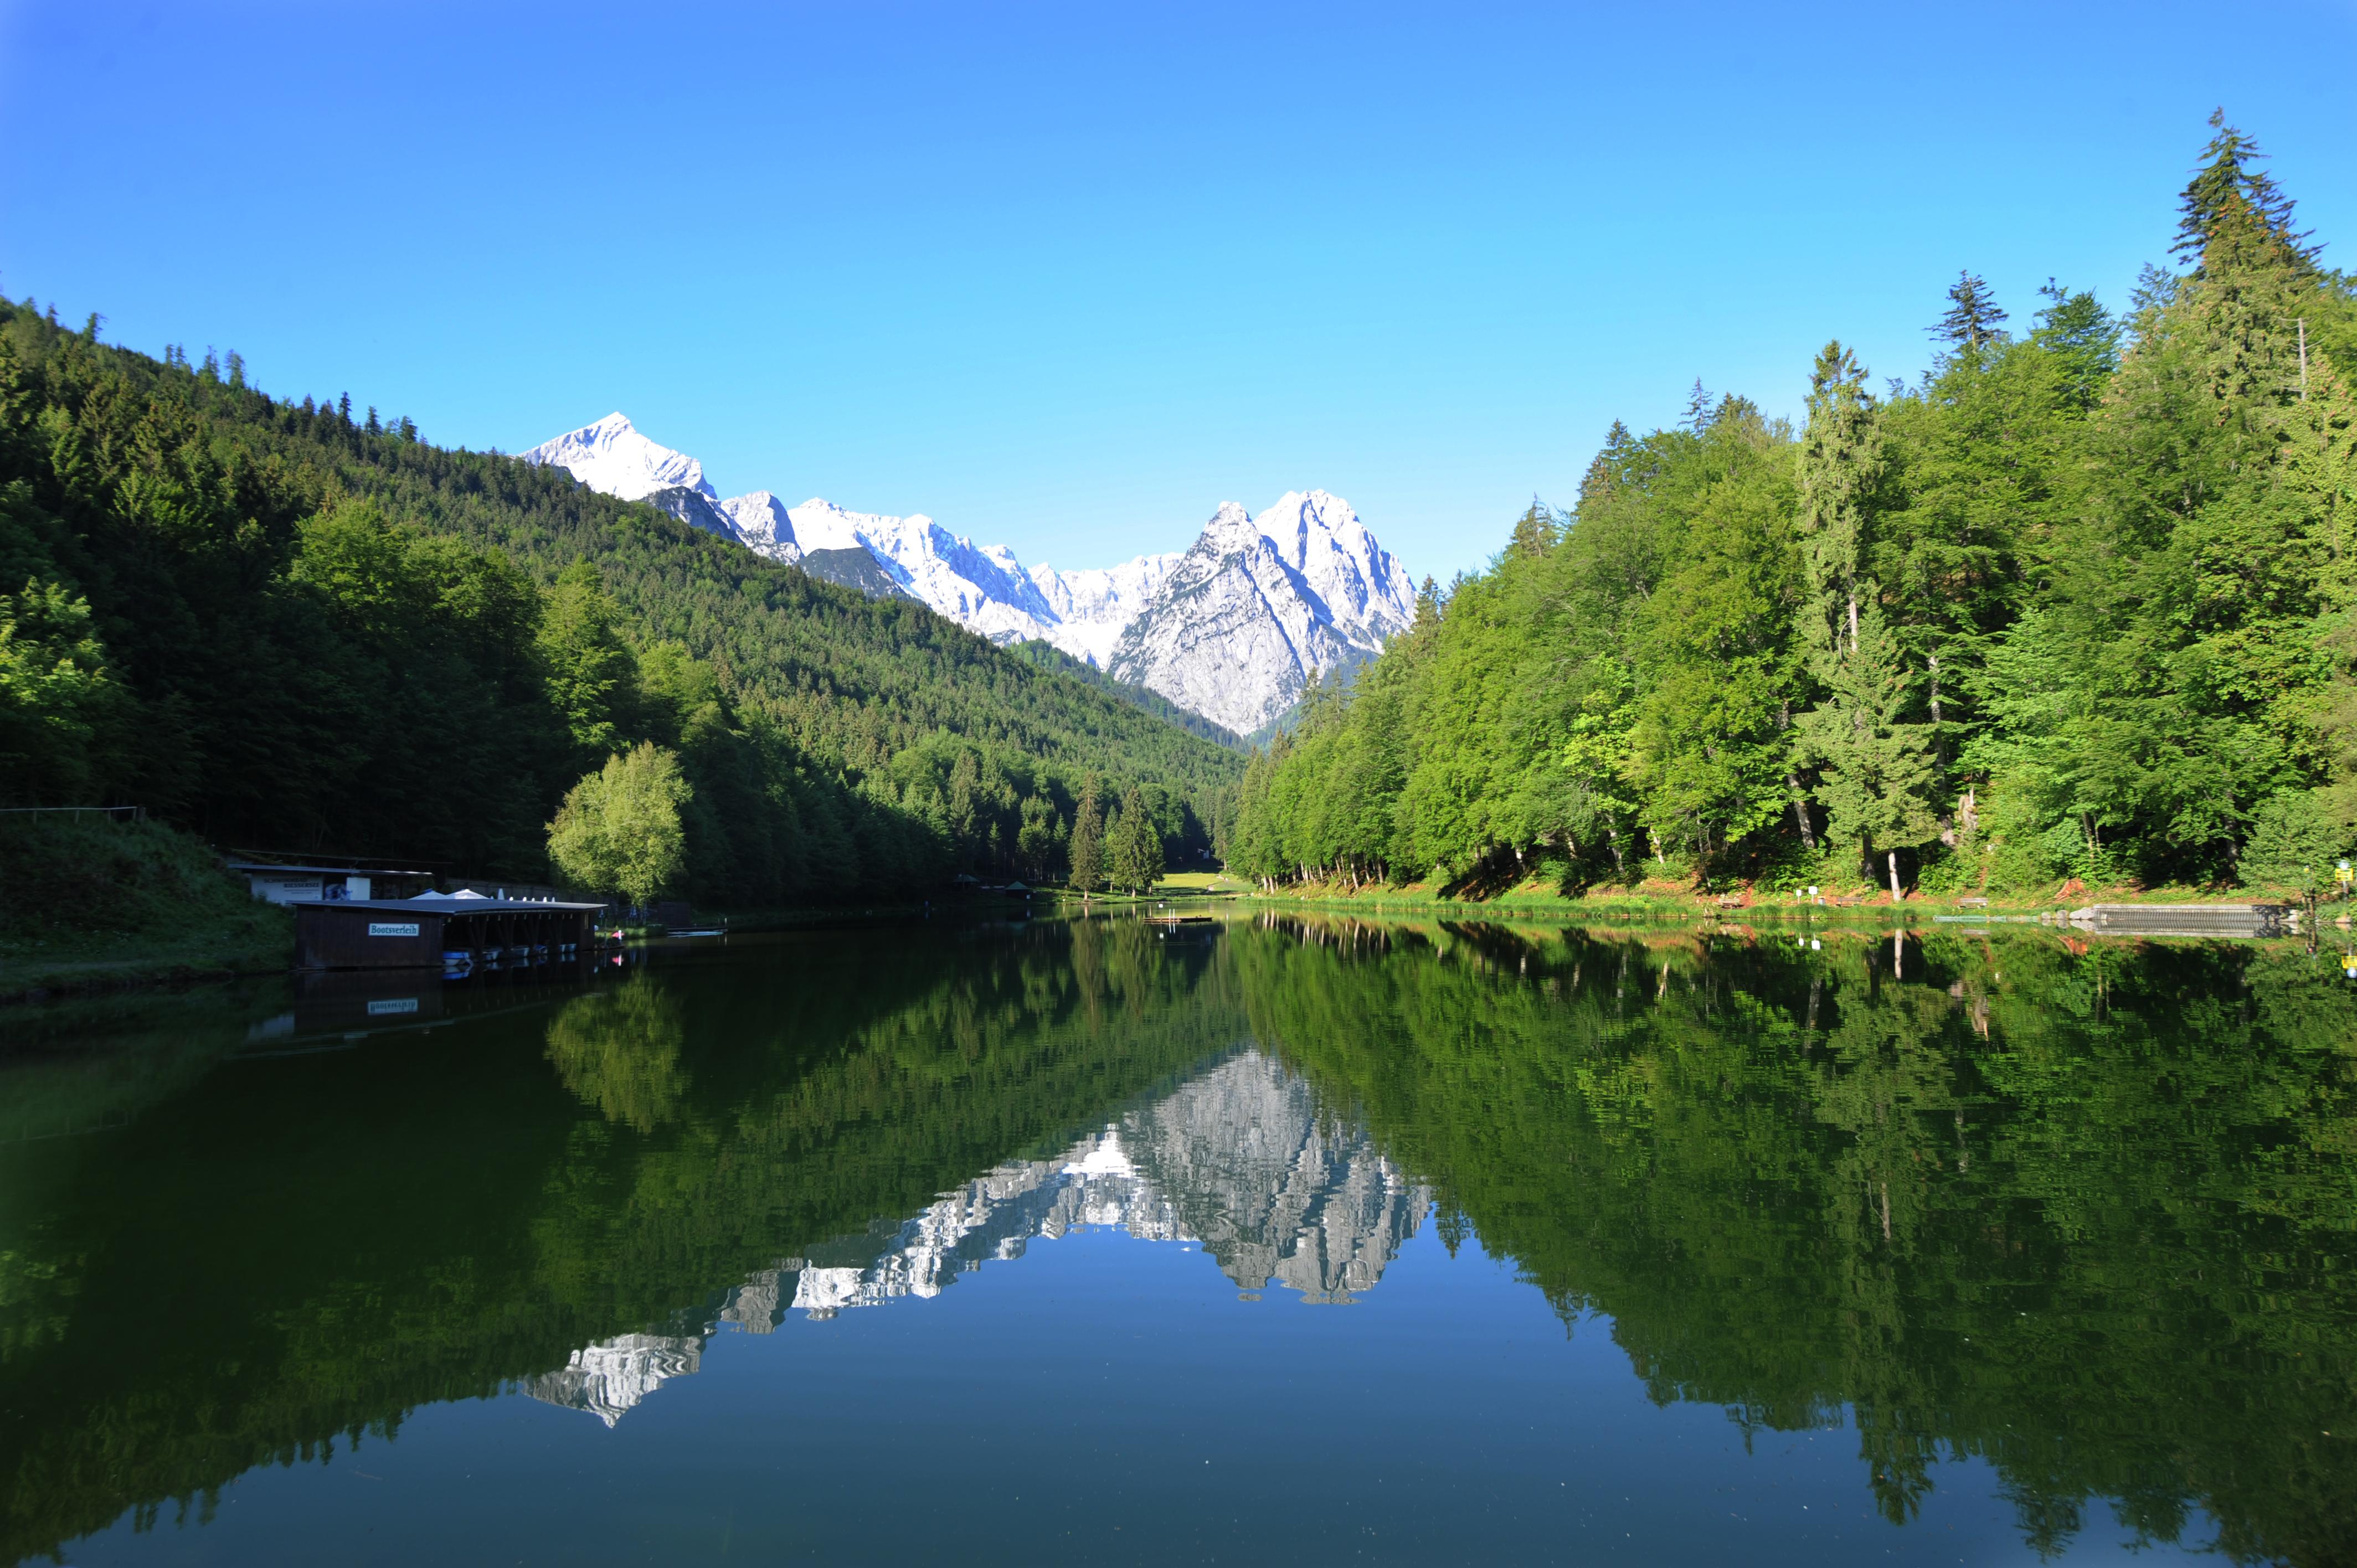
left=4, top=2, right=2352, bottom=582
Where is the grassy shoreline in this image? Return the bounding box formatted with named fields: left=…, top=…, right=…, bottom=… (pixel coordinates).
left=1110, top=870, right=2354, bottom=926
left=0, top=930, right=294, bottom=1008
left=12, top=860, right=2344, bottom=1012
left=1, top=817, right=296, bottom=1007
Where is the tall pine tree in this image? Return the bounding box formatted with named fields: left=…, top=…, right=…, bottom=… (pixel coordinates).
left=1068, top=772, right=1105, bottom=893
left=1932, top=271, right=2009, bottom=357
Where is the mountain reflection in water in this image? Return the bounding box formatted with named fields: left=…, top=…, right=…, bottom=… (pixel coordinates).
left=531, top=1050, right=1430, bottom=1425
left=2, top=914, right=2354, bottom=1566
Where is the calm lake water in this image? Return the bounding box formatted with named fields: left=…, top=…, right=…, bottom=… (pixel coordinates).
left=3, top=913, right=2355, bottom=1566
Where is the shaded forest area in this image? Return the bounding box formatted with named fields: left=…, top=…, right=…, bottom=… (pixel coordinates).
left=0, top=312, right=1243, bottom=902
left=1233, top=117, right=2357, bottom=900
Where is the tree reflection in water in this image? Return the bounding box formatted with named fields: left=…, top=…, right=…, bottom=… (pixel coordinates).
left=0, top=915, right=2351, bottom=1565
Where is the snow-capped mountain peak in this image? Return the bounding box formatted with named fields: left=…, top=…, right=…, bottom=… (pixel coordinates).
left=1250, top=488, right=1410, bottom=636
left=1107, top=491, right=1417, bottom=736
left=520, top=414, right=1417, bottom=734
left=716, top=492, right=796, bottom=557
left=521, top=412, right=714, bottom=503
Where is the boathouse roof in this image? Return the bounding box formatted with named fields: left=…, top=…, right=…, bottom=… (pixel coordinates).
left=289, top=897, right=609, bottom=914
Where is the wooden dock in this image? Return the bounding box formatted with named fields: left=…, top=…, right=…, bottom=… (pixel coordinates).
left=2065, top=902, right=2295, bottom=936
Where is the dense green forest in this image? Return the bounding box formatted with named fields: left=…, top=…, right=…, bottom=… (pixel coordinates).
left=0, top=316, right=1241, bottom=900
left=1232, top=117, right=2357, bottom=898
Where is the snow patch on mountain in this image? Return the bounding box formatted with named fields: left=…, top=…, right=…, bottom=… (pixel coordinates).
left=1109, top=491, right=1416, bottom=736
left=1027, top=553, right=1184, bottom=668
left=521, top=414, right=1417, bottom=731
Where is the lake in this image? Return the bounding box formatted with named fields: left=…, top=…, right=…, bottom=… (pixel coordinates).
left=3, top=913, right=2354, bottom=1565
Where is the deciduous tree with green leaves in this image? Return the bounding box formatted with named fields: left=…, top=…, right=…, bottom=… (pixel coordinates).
left=547, top=742, right=693, bottom=909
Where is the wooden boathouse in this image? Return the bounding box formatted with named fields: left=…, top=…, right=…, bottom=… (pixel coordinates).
left=292, top=895, right=606, bottom=971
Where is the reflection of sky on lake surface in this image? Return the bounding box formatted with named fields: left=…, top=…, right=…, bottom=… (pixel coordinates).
left=13, top=917, right=2343, bottom=1566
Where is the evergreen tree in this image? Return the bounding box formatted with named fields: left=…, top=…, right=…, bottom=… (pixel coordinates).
left=947, top=747, right=982, bottom=864
left=2174, top=110, right=2315, bottom=270
left=1068, top=773, right=1104, bottom=892
left=1682, top=378, right=1713, bottom=432
left=1015, top=795, right=1063, bottom=880
left=1796, top=341, right=1883, bottom=659
left=2241, top=788, right=2348, bottom=892
left=1507, top=498, right=1556, bottom=558
left=2031, top=280, right=2123, bottom=409
left=1109, top=783, right=1164, bottom=891
left=1795, top=604, right=1942, bottom=895
left=1932, top=271, right=2009, bottom=355
left=1410, top=576, right=1443, bottom=639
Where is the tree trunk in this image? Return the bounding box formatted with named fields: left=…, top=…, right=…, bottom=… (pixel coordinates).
left=1887, top=848, right=1902, bottom=901
left=1928, top=652, right=1946, bottom=776
left=1786, top=778, right=1816, bottom=851
left=1847, top=592, right=1860, bottom=653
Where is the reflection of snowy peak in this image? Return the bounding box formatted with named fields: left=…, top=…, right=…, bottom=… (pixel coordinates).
left=526, top=1333, right=702, bottom=1428
left=529, top=1052, right=1429, bottom=1423
left=1124, top=1044, right=1427, bottom=1302
left=519, top=414, right=1414, bottom=728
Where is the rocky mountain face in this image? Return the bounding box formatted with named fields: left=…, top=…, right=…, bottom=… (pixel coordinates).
left=527, top=1050, right=1431, bottom=1424
left=519, top=414, right=1414, bottom=733
left=1027, top=553, right=1183, bottom=669
left=1108, top=491, right=1415, bottom=736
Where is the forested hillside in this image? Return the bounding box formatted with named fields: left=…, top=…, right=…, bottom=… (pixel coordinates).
left=0, top=310, right=1241, bottom=901
left=1233, top=117, right=2357, bottom=899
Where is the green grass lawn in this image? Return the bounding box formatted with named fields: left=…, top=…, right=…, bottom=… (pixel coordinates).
left=0, top=817, right=292, bottom=1001
left=1216, top=872, right=2356, bottom=923
left=1152, top=871, right=1248, bottom=894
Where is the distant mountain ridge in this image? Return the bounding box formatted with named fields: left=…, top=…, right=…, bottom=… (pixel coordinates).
left=520, top=414, right=1417, bottom=734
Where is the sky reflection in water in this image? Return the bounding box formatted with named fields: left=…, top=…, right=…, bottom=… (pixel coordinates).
left=3, top=914, right=2353, bottom=1565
